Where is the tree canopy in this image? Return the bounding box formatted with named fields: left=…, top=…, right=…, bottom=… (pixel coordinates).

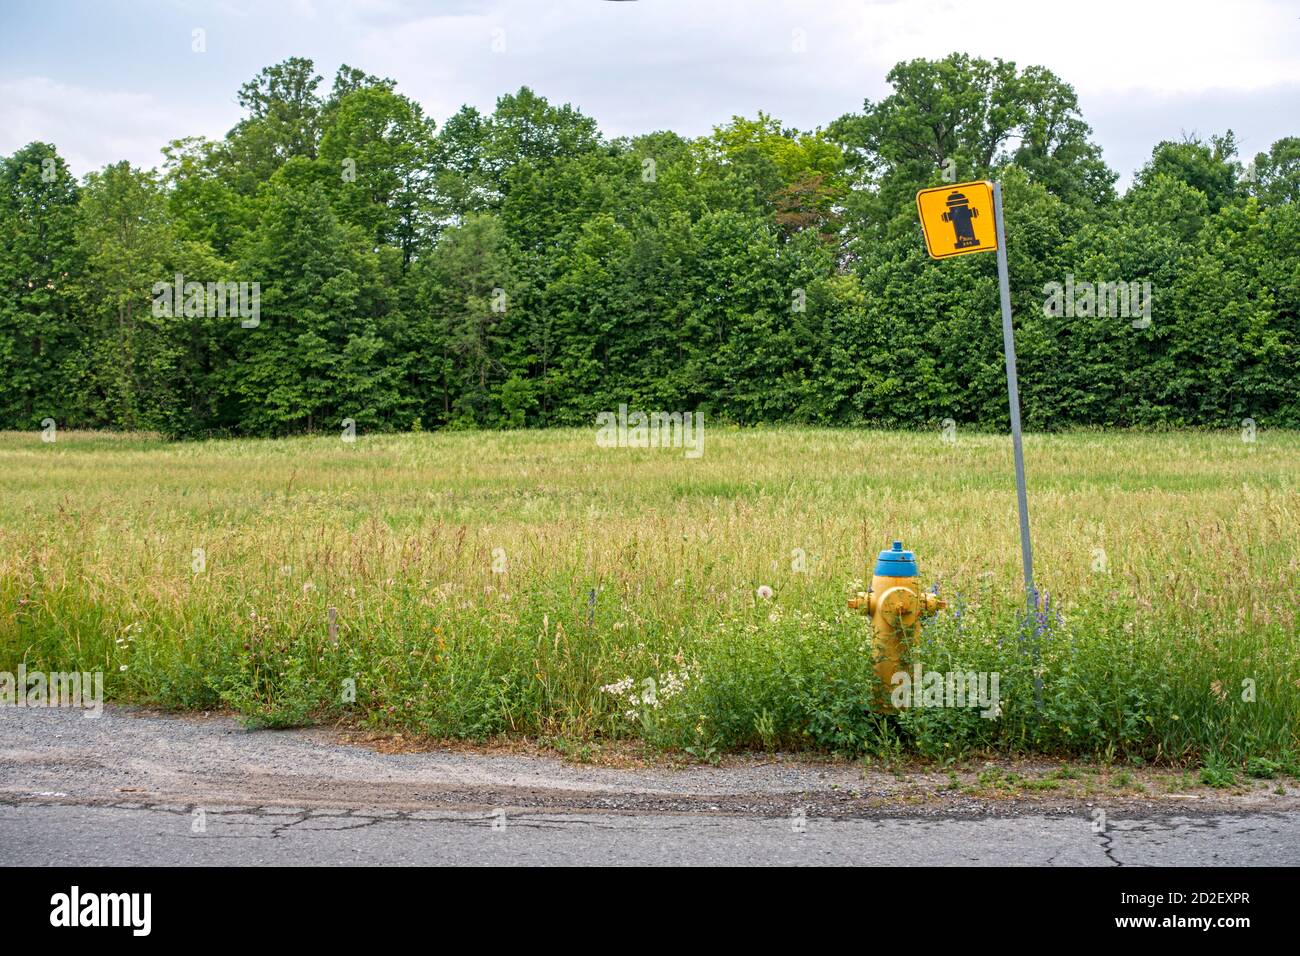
left=2, top=54, right=1296, bottom=437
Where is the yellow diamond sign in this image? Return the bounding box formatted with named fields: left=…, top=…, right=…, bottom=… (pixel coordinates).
left=916, top=180, right=999, bottom=259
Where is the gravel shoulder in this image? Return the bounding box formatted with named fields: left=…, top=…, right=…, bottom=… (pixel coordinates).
left=1, top=704, right=1295, bottom=820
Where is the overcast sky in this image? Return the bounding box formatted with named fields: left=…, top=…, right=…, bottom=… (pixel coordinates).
left=1, top=0, right=1297, bottom=188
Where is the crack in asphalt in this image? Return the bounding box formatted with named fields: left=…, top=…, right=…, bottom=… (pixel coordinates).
left=0, top=795, right=728, bottom=836
left=1097, top=829, right=1123, bottom=866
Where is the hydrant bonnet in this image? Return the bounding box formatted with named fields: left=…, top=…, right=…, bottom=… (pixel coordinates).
left=875, top=540, right=918, bottom=577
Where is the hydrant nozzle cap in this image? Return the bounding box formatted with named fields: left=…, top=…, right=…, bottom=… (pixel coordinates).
left=875, top=540, right=918, bottom=577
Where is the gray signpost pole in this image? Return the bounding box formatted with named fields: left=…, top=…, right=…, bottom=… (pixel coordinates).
left=990, top=181, right=1036, bottom=615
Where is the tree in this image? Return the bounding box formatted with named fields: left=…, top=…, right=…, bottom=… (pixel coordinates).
left=694, top=114, right=847, bottom=241
left=1134, top=132, right=1242, bottom=214
left=1247, top=136, right=1300, bottom=207
left=225, top=57, right=325, bottom=191
left=317, top=85, right=440, bottom=265
left=73, top=162, right=189, bottom=430
left=229, top=162, right=389, bottom=435
left=830, top=54, right=1114, bottom=247
left=0, top=143, right=81, bottom=428
left=1010, top=65, right=1116, bottom=207
left=423, top=214, right=511, bottom=426
left=161, top=136, right=256, bottom=259
left=435, top=88, right=601, bottom=215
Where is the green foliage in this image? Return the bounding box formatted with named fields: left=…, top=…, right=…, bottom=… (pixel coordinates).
left=73, top=163, right=197, bottom=432
left=1136, top=132, right=1242, bottom=213
left=0, top=55, right=1296, bottom=434
left=317, top=83, right=439, bottom=262
left=1245, top=756, right=1281, bottom=779
left=0, top=143, right=82, bottom=428
left=1200, top=755, right=1238, bottom=788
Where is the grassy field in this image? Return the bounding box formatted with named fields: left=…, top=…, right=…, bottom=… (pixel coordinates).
left=1, top=427, right=1297, bottom=773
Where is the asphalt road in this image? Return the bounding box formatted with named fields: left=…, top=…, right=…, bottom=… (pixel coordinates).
left=2, top=707, right=1298, bottom=866
left=6, top=801, right=1300, bottom=866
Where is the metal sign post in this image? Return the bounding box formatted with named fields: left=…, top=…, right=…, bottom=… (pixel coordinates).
left=990, top=181, right=1036, bottom=614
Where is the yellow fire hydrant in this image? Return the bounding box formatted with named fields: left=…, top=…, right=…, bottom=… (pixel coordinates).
left=848, top=541, right=945, bottom=706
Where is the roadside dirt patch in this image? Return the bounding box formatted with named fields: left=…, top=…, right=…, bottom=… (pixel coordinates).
left=3, top=706, right=1295, bottom=820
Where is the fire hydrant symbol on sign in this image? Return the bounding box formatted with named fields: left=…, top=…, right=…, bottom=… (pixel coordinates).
left=915, top=180, right=999, bottom=259
left=941, top=191, right=980, bottom=249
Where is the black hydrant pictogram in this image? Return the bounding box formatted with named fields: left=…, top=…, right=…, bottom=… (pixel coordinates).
left=940, top=191, right=980, bottom=249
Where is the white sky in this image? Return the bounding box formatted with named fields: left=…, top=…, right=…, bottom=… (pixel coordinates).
left=1, top=0, right=1297, bottom=186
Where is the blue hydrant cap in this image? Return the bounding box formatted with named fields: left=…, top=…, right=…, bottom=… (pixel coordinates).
left=875, top=540, right=918, bottom=577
